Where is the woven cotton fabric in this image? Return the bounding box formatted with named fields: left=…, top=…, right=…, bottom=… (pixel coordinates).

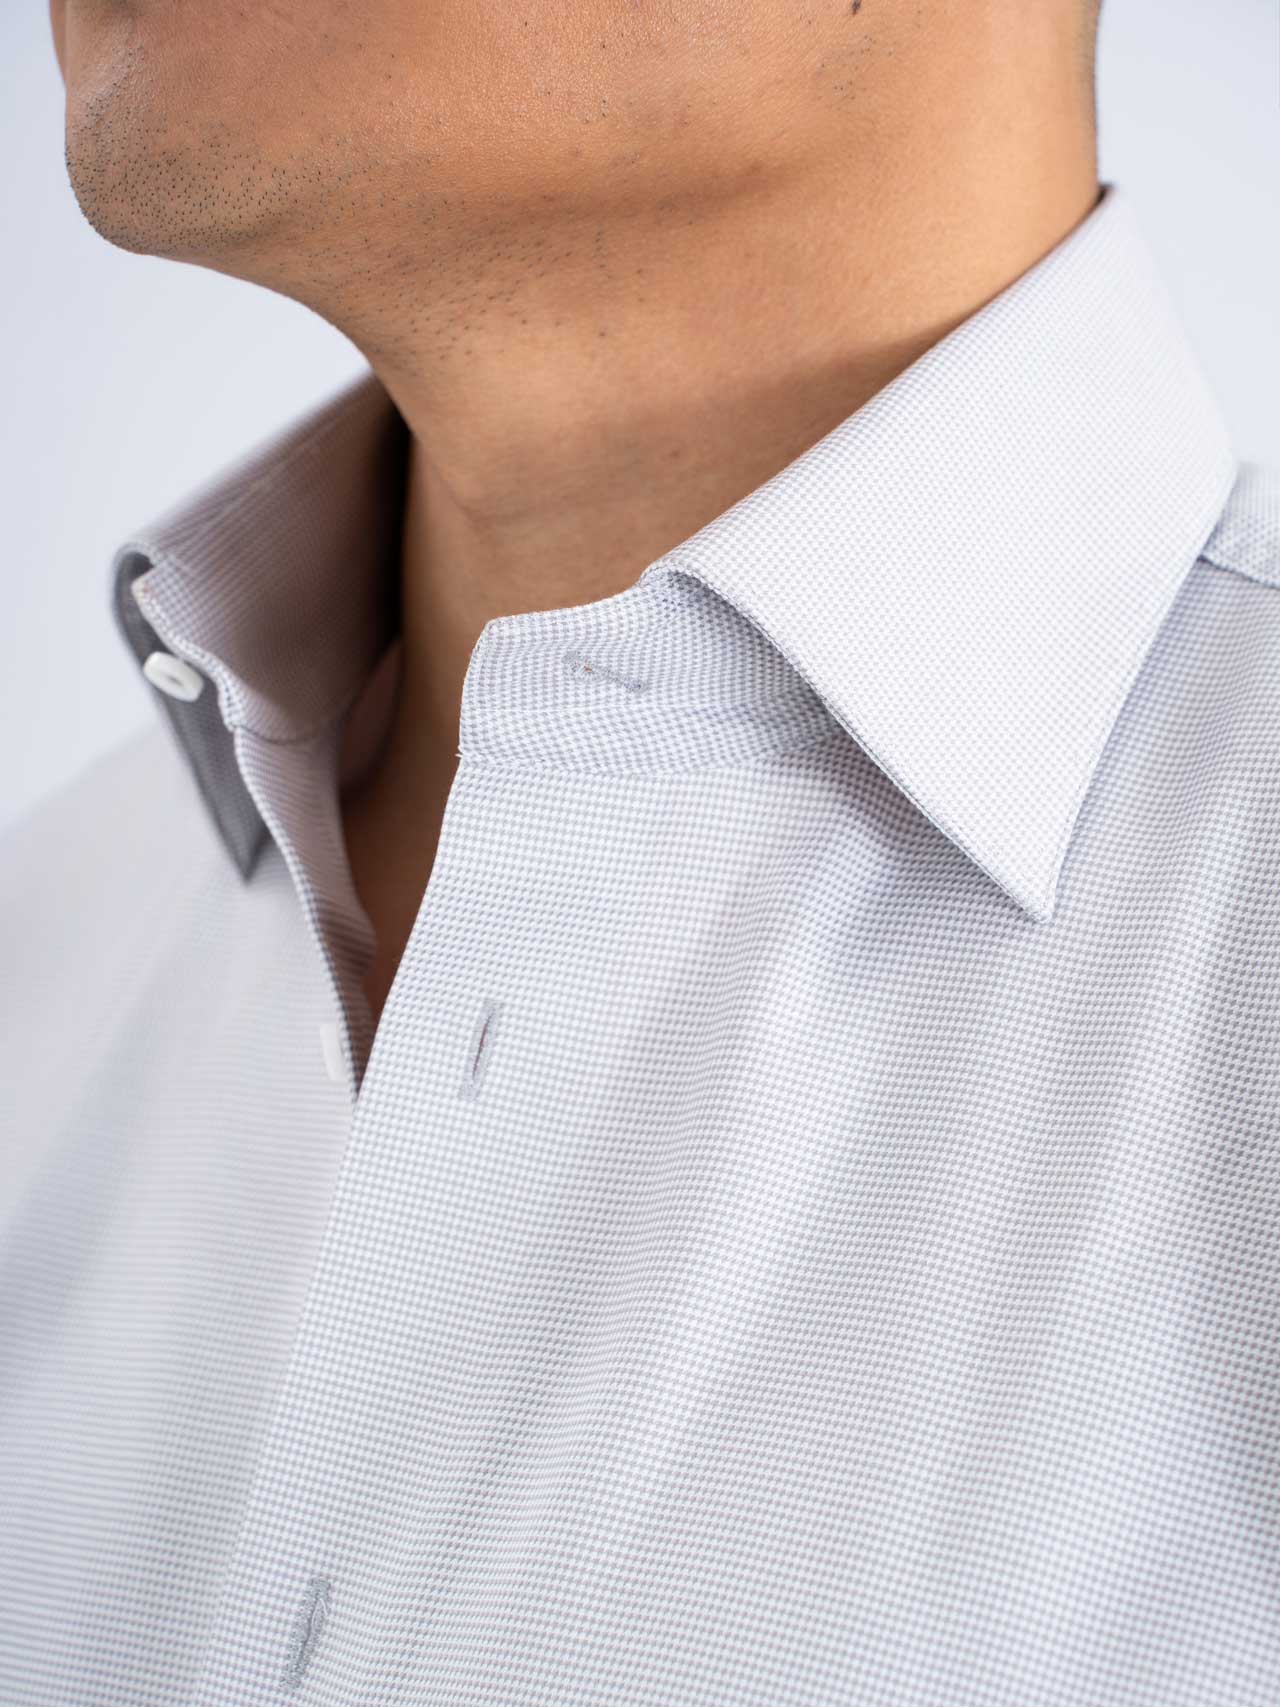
left=2, top=182, right=1279, bottom=1705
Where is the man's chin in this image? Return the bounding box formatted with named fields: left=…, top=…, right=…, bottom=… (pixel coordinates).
left=62, top=59, right=239, bottom=267
left=63, top=100, right=175, bottom=260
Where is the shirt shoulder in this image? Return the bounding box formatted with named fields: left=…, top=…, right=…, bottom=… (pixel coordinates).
left=1198, top=459, right=1280, bottom=590
left=1157, top=460, right=1280, bottom=898
left=0, top=720, right=225, bottom=998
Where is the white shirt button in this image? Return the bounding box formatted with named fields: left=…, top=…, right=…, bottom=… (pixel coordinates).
left=142, top=651, right=205, bottom=702
left=318, top=1020, right=345, bottom=1084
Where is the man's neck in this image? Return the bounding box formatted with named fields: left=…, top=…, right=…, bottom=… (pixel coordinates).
left=337, top=4, right=1099, bottom=845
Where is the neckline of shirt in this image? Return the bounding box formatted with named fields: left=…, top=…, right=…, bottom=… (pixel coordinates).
left=109, top=182, right=1238, bottom=923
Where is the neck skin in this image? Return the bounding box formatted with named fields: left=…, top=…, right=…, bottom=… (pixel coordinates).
left=337, top=2, right=1099, bottom=885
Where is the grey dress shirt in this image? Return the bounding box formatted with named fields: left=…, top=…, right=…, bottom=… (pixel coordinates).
left=2, top=181, right=1279, bottom=1705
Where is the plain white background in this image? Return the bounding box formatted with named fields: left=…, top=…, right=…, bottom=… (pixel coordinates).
left=2, top=1, right=1277, bottom=832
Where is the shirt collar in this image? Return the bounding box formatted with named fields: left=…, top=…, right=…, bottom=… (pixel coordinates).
left=111, top=182, right=1236, bottom=924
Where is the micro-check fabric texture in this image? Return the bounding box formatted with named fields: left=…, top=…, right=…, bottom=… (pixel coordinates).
left=3, top=181, right=1280, bottom=1705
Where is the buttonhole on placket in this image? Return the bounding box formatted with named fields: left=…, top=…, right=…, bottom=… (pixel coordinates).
left=562, top=649, right=649, bottom=695
left=278, top=1573, right=332, bottom=1694
left=459, top=999, right=502, bottom=1100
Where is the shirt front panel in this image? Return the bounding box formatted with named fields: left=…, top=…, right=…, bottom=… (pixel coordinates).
left=182, top=550, right=1280, bottom=1706
left=0, top=730, right=354, bottom=1707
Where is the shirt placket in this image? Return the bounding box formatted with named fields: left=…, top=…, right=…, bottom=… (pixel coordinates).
left=180, top=565, right=834, bottom=1701
left=178, top=583, right=681, bottom=1701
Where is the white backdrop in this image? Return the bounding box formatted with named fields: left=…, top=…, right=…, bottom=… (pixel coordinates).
left=2, top=1, right=1277, bottom=831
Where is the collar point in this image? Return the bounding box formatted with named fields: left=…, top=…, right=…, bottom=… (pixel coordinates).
left=982, top=853, right=1061, bottom=926
left=1008, top=874, right=1060, bottom=927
